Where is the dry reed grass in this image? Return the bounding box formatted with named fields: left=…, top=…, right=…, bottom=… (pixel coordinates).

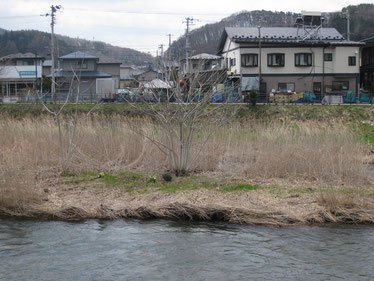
left=0, top=115, right=372, bottom=217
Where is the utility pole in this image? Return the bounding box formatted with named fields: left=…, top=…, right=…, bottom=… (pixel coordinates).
left=43, top=5, right=62, bottom=102
left=159, top=44, right=164, bottom=58
left=35, top=52, right=38, bottom=92
left=166, top=34, right=173, bottom=79
left=258, top=25, right=262, bottom=95
left=166, top=33, right=172, bottom=63
left=184, top=17, right=195, bottom=72
left=346, top=11, right=350, bottom=41
left=159, top=44, right=164, bottom=80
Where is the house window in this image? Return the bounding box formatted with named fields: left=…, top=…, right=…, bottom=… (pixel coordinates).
left=324, top=53, right=333, bottom=61
left=241, top=54, right=258, bottom=67
left=332, top=81, right=349, bottom=91
left=260, top=82, right=267, bottom=94
left=348, top=56, right=356, bottom=66
left=268, top=53, right=285, bottom=67
left=23, top=60, right=34, bottom=66
left=230, top=58, right=236, bottom=67
left=313, top=82, right=322, bottom=94
left=295, top=53, right=312, bottom=66
left=77, top=60, right=87, bottom=69
left=192, top=63, right=198, bottom=69
left=278, top=83, right=295, bottom=92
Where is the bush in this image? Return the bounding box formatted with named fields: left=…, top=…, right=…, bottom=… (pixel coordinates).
left=162, top=173, right=173, bottom=182
left=249, top=90, right=257, bottom=106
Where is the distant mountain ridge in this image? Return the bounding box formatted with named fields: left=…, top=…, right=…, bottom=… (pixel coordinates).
left=0, top=29, right=155, bottom=66
left=167, top=4, right=374, bottom=60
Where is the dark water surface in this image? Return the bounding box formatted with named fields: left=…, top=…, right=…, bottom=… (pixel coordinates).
left=1, top=219, right=374, bottom=281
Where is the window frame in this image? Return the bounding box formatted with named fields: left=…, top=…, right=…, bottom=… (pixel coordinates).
left=295, top=53, right=312, bottom=67
left=324, top=53, right=333, bottom=62
left=313, top=82, right=322, bottom=94
left=268, top=53, right=285, bottom=67
left=348, top=56, right=356, bottom=66
left=77, top=60, right=88, bottom=69
left=332, top=81, right=349, bottom=91
left=241, top=53, right=258, bottom=67
left=278, top=82, right=295, bottom=92
left=230, top=58, right=236, bottom=67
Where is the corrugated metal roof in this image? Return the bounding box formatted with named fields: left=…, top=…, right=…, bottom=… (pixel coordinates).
left=225, top=27, right=345, bottom=41
left=59, top=51, right=98, bottom=60
left=217, top=27, right=364, bottom=54
left=0, top=52, right=44, bottom=60
left=189, top=53, right=221, bottom=60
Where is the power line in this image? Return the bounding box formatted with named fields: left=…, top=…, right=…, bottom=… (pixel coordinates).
left=0, top=15, right=41, bottom=19
left=65, top=7, right=229, bottom=17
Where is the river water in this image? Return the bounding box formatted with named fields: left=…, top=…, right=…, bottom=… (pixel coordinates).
left=0, top=219, right=374, bottom=281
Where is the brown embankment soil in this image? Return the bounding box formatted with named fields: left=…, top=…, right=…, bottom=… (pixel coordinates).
left=2, top=181, right=374, bottom=226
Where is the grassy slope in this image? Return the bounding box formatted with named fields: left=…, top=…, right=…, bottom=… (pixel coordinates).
left=1, top=103, right=374, bottom=119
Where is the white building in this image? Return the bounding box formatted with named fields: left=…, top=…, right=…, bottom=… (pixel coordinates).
left=218, top=17, right=363, bottom=97
left=181, top=53, right=222, bottom=73
left=0, top=53, right=44, bottom=99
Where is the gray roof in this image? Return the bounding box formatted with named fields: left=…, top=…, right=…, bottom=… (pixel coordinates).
left=98, top=59, right=122, bottom=64
left=120, top=74, right=134, bottom=80
left=218, top=27, right=364, bottom=53
left=361, top=37, right=374, bottom=44
left=189, top=53, right=221, bottom=60
left=225, top=27, right=345, bottom=41
left=59, top=51, right=98, bottom=60
left=0, top=52, right=44, bottom=60
left=48, top=70, right=111, bottom=78
left=43, top=59, right=52, bottom=67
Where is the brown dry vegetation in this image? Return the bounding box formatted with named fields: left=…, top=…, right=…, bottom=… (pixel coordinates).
left=0, top=114, right=373, bottom=225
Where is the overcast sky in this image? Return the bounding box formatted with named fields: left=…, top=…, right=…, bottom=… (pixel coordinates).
left=0, top=0, right=371, bottom=56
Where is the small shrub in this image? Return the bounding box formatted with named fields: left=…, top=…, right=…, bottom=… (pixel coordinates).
left=249, top=90, right=257, bottom=106
left=162, top=173, right=173, bottom=182
left=149, top=176, right=157, bottom=183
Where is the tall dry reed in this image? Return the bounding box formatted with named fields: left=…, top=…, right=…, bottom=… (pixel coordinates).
left=0, top=115, right=371, bottom=209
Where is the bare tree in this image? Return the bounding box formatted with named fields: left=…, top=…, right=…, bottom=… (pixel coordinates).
left=38, top=64, right=95, bottom=172
left=127, top=60, right=239, bottom=176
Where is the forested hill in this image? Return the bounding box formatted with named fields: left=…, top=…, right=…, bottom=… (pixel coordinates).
left=167, top=4, right=374, bottom=59
left=0, top=29, right=155, bottom=66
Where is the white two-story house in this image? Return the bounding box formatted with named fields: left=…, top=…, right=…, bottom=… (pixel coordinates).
left=218, top=14, right=363, bottom=98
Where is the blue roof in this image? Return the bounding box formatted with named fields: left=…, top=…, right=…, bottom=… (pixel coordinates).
left=47, top=70, right=111, bottom=78
left=120, top=74, right=134, bottom=80
left=59, top=51, right=98, bottom=60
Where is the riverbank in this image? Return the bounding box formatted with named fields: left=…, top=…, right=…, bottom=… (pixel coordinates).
left=1, top=170, right=374, bottom=226
left=1, top=110, right=373, bottom=226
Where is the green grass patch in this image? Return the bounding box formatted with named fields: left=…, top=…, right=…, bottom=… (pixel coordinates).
left=356, top=123, right=374, bottom=146
left=221, top=183, right=262, bottom=192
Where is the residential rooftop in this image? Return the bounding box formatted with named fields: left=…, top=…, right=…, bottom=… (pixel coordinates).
left=59, top=51, right=98, bottom=60
left=218, top=27, right=364, bottom=53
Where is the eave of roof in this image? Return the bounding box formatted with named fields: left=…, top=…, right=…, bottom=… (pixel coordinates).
left=47, top=70, right=111, bottom=78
